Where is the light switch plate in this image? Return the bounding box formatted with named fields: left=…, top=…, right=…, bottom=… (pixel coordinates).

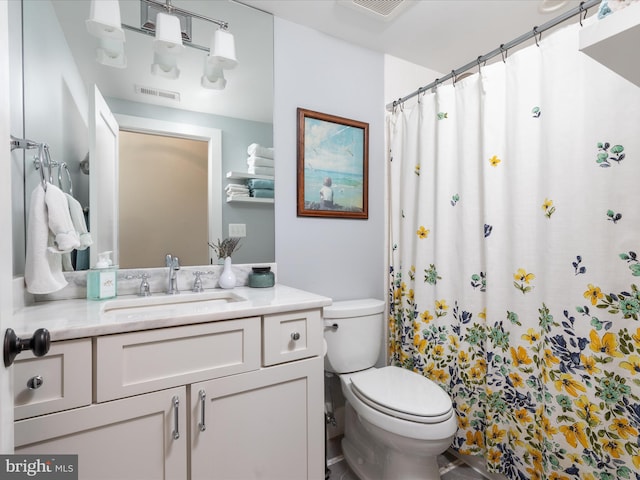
left=229, top=223, right=246, bottom=237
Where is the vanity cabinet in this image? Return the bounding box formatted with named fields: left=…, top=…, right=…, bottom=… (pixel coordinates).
left=13, top=307, right=325, bottom=480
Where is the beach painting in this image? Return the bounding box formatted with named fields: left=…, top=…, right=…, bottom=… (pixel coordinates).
left=297, top=108, right=369, bottom=219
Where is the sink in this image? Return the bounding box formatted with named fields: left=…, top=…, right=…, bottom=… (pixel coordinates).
left=102, top=291, right=245, bottom=314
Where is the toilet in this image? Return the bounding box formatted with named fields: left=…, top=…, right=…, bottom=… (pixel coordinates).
left=324, top=299, right=457, bottom=480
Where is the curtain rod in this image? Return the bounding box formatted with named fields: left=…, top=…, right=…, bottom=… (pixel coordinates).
left=386, top=0, right=600, bottom=111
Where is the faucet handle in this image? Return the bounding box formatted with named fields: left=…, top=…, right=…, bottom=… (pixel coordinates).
left=192, top=272, right=204, bottom=293
left=139, top=273, right=151, bottom=297
left=192, top=271, right=215, bottom=293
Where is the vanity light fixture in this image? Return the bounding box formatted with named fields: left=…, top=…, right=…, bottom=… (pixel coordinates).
left=86, top=0, right=239, bottom=89
left=151, top=12, right=184, bottom=78
left=86, top=0, right=127, bottom=68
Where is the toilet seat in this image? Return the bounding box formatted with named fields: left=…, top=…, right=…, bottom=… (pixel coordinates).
left=350, top=366, right=453, bottom=424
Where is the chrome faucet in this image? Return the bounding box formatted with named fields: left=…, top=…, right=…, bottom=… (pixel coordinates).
left=166, top=254, right=180, bottom=294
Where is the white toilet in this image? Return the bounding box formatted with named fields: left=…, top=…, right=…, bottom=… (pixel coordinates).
left=324, top=299, right=457, bottom=480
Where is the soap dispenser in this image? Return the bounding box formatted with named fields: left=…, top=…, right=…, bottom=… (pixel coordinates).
left=87, top=251, right=117, bottom=300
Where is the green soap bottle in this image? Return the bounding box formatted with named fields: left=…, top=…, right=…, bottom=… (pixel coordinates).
left=87, top=251, right=117, bottom=300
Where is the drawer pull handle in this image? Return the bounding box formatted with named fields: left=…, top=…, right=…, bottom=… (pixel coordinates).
left=27, top=375, right=44, bottom=390
left=291, top=332, right=301, bottom=341
left=172, top=396, right=180, bottom=440
left=198, top=390, right=206, bottom=432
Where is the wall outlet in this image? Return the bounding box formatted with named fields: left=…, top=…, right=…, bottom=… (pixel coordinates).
left=229, top=223, right=246, bottom=237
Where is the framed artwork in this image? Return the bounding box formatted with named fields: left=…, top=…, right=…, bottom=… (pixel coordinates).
left=297, top=108, right=369, bottom=219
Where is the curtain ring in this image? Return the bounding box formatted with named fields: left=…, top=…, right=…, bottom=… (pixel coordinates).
left=579, top=2, right=587, bottom=26
left=477, top=56, right=483, bottom=74
left=433, top=79, right=439, bottom=93
left=451, top=70, right=457, bottom=86
left=500, top=44, right=508, bottom=63
left=533, top=26, right=542, bottom=47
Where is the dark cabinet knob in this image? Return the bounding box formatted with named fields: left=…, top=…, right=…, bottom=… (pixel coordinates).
left=3, top=328, right=51, bottom=367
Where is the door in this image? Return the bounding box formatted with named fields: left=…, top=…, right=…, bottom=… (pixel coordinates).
left=190, top=357, right=325, bottom=480
left=0, top=0, right=15, bottom=453
left=89, top=85, right=119, bottom=268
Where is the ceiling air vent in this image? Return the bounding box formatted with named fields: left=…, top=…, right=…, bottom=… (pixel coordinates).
left=135, top=85, right=181, bottom=102
left=345, top=0, right=409, bottom=20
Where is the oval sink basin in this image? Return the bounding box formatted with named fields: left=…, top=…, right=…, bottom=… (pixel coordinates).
left=103, top=291, right=245, bottom=314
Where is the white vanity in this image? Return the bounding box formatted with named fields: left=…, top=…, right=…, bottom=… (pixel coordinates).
left=10, top=285, right=331, bottom=480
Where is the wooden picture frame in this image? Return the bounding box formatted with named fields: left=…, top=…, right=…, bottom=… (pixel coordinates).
left=296, top=108, right=369, bottom=219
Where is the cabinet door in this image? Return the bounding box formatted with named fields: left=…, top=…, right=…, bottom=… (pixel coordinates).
left=190, top=356, right=324, bottom=480
left=15, top=387, right=187, bottom=480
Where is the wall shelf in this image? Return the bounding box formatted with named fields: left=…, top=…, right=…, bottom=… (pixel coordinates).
left=226, top=197, right=274, bottom=204
left=225, top=171, right=274, bottom=204
left=226, top=171, right=275, bottom=181
left=579, top=3, right=640, bottom=87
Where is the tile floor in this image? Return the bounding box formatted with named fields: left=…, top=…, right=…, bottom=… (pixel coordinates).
left=326, top=436, right=491, bottom=480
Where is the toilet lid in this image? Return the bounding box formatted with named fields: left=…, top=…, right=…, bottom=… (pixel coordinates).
left=350, top=366, right=453, bottom=423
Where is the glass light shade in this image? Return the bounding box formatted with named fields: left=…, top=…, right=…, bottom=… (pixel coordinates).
left=201, top=62, right=226, bottom=90
left=154, top=12, right=185, bottom=55
left=208, top=29, right=237, bottom=69
left=96, top=38, right=127, bottom=68
left=151, top=52, right=180, bottom=79
left=86, top=0, right=125, bottom=41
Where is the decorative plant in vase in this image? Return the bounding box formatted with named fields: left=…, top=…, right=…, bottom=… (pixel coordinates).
left=208, top=238, right=241, bottom=289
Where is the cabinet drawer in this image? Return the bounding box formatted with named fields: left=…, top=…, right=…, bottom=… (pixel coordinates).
left=14, top=338, right=92, bottom=420
left=262, top=309, right=322, bottom=366
left=95, top=318, right=260, bottom=402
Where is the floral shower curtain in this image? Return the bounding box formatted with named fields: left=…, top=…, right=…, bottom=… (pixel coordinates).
left=387, top=22, right=640, bottom=480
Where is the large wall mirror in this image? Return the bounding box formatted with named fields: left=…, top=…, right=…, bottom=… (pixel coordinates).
left=12, top=0, right=274, bottom=276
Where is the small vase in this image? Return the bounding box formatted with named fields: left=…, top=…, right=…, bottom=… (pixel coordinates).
left=218, top=257, right=236, bottom=289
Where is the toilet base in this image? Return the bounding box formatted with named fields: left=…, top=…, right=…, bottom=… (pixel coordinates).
left=342, top=403, right=444, bottom=480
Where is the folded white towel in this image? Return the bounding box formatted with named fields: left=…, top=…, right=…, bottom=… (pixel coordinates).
left=247, top=143, right=274, bottom=159
left=45, top=184, right=80, bottom=254
left=248, top=165, right=275, bottom=176
left=225, top=184, right=250, bottom=193
left=227, top=192, right=250, bottom=199
left=247, top=155, right=275, bottom=168
left=24, top=184, right=68, bottom=294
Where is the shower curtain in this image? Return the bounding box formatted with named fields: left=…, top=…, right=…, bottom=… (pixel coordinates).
left=387, top=22, right=640, bottom=480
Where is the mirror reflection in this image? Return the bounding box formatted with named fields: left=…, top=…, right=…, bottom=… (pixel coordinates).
left=14, top=0, right=274, bottom=278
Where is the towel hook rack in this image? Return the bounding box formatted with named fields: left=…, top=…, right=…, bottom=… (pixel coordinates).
left=58, top=162, right=73, bottom=196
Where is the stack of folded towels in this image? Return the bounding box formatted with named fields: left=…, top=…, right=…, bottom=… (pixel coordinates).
left=247, top=178, right=274, bottom=199
left=247, top=143, right=274, bottom=176
left=225, top=183, right=250, bottom=201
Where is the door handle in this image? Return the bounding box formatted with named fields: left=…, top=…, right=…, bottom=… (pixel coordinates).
left=172, top=395, right=180, bottom=440
left=4, top=328, right=51, bottom=367
left=198, top=390, right=206, bottom=432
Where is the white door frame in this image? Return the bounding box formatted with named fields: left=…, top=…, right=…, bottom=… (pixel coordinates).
left=0, top=0, right=16, bottom=453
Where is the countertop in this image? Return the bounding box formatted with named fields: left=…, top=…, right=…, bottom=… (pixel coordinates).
left=11, top=285, right=332, bottom=341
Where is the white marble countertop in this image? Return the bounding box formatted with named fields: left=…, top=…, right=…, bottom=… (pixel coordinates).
left=11, top=285, right=332, bottom=341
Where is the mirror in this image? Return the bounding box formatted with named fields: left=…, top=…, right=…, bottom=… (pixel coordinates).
left=14, top=0, right=274, bottom=276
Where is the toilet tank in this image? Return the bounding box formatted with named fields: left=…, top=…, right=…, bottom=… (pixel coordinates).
left=323, top=299, right=385, bottom=374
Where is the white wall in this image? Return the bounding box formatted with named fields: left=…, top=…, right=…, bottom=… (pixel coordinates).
left=384, top=54, right=443, bottom=109
left=273, top=18, right=385, bottom=302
